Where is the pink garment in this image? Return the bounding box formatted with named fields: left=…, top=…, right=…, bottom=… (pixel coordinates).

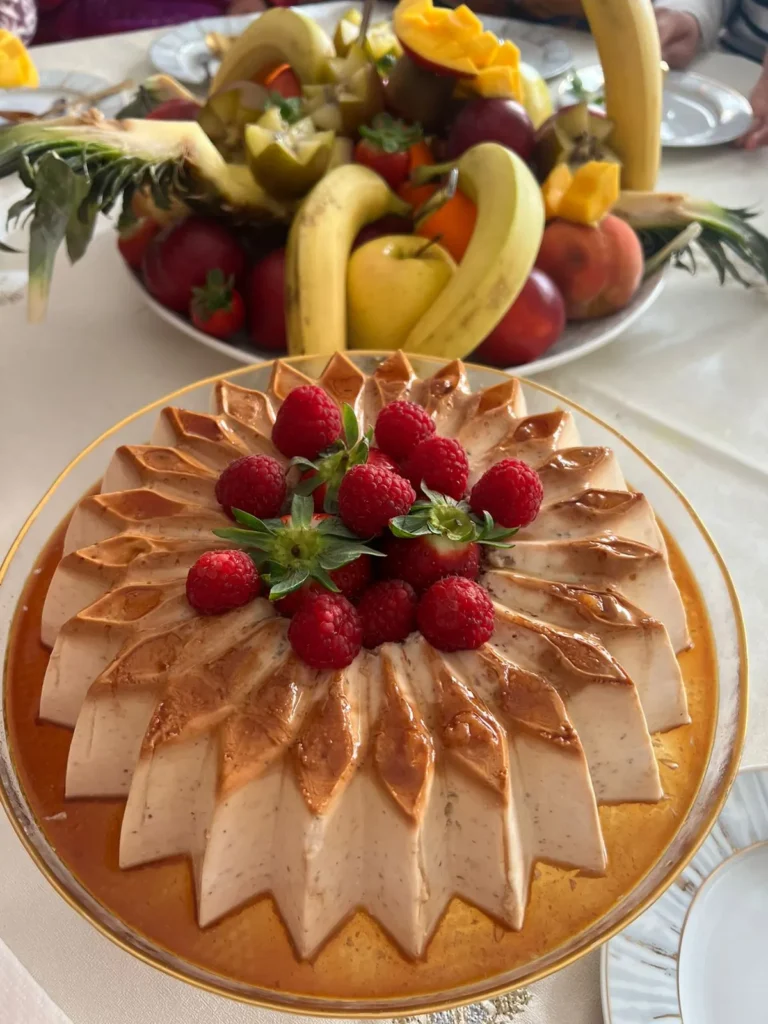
left=0, top=0, right=37, bottom=43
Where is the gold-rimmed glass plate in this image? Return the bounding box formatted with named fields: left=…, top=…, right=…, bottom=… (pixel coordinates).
left=0, top=353, right=747, bottom=1016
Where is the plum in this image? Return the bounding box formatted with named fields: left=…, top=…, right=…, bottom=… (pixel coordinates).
left=446, top=98, right=535, bottom=162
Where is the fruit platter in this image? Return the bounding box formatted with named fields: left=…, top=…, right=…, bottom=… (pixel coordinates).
left=0, top=348, right=746, bottom=1012
left=2, top=0, right=768, bottom=372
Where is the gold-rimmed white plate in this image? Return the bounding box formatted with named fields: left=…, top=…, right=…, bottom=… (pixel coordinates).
left=0, top=353, right=747, bottom=1015
left=601, top=764, right=768, bottom=1024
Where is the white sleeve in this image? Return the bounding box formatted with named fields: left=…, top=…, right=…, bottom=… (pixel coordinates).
left=655, top=0, right=737, bottom=50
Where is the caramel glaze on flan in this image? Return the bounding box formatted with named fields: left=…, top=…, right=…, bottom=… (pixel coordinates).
left=34, top=351, right=692, bottom=962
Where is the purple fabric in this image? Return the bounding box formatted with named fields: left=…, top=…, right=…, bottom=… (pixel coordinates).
left=34, top=1, right=232, bottom=44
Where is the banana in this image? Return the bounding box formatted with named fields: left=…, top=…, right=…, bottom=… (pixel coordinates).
left=581, top=0, right=662, bottom=191
left=285, top=164, right=411, bottom=357
left=404, top=143, right=544, bottom=361
left=212, top=8, right=335, bottom=92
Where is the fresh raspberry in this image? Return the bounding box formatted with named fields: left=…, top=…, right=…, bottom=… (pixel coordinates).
left=215, top=454, right=286, bottom=519
left=384, top=535, right=480, bottom=592
left=470, top=458, right=544, bottom=528
left=276, top=554, right=372, bottom=617
left=288, top=592, right=362, bottom=669
left=338, top=464, right=416, bottom=537
left=368, top=447, right=400, bottom=474
left=417, top=576, right=494, bottom=652
left=404, top=436, right=469, bottom=500
left=358, top=579, right=417, bottom=648
left=186, top=550, right=261, bottom=615
left=301, top=446, right=401, bottom=514
left=272, top=385, right=342, bottom=460
left=375, top=401, right=436, bottom=461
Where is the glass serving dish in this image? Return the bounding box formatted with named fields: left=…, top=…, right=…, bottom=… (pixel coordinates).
left=0, top=353, right=747, bottom=1016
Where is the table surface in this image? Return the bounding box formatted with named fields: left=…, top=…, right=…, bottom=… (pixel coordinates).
left=1, top=16, right=766, bottom=1024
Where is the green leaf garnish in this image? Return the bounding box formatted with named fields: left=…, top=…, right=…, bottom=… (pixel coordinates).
left=389, top=488, right=517, bottom=548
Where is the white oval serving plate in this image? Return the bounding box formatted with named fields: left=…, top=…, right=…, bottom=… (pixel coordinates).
left=124, top=263, right=666, bottom=375
left=0, top=69, right=129, bottom=126
left=601, top=764, right=768, bottom=1024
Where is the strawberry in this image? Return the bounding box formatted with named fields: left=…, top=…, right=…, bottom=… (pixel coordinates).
left=190, top=268, right=245, bottom=340
left=384, top=485, right=516, bottom=592
left=213, top=492, right=383, bottom=605
left=117, top=216, right=160, bottom=270
left=354, top=115, right=424, bottom=192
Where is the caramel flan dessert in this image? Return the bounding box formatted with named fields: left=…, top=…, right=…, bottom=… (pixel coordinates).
left=30, top=350, right=696, bottom=971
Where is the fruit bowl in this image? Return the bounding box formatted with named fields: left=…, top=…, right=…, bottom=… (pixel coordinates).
left=0, top=352, right=745, bottom=1014
left=123, top=261, right=666, bottom=375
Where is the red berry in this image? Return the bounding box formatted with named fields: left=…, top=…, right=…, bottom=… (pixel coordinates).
left=417, top=576, right=494, bottom=652
left=470, top=458, right=543, bottom=528
left=338, top=464, right=416, bottom=537
left=404, top=436, right=469, bottom=500
left=215, top=454, right=286, bottom=519
left=272, top=385, right=343, bottom=460
left=276, top=554, right=372, bottom=617
left=186, top=550, right=261, bottom=615
left=368, top=447, right=400, bottom=474
left=358, top=579, right=417, bottom=648
left=384, top=535, right=480, bottom=592
left=288, top=592, right=362, bottom=669
left=375, top=401, right=436, bottom=461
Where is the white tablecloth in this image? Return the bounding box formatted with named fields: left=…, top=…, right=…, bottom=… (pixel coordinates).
left=1, top=19, right=766, bottom=1024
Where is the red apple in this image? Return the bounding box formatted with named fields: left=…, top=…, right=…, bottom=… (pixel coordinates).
left=472, top=269, right=565, bottom=367
left=247, top=248, right=288, bottom=352
left=447, top=98, right=535, bottom=162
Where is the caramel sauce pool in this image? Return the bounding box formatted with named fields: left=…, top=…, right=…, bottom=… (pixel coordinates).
left=4, top=518, right=717, bottom=1001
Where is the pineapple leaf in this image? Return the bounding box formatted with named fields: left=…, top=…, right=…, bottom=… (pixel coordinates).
left=0, top=239, right=20, bottom=254
left=27, top=153, right=90, bottom=322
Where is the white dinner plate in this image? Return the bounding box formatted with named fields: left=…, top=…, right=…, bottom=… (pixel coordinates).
left=149, top=2, right=572, bottom=85
left=601, top=765, right=768, bottom=1024
left=0, top=69, right=129, bottom=126
left=557, top=65, right=754, bottom=147
left=123, top=261, right=665, bottom=375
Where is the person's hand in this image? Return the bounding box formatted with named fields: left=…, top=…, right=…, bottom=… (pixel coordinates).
left=227, top=0, right=267, bottom=13
left=655, top=8, right=701, bottom=69
left=738, top=69, right=768, bottom=149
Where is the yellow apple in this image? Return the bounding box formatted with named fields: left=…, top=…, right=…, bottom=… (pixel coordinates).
left=347, top=234, right=456, bottom=351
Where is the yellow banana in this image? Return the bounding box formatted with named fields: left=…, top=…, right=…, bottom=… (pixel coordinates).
left=581, top=0, right=662, bottom=190
left=404, top=142, right=544, bottom=361
left=285, top=164, right=411, bottom=357
left=212, top=8, right=335, bottom=92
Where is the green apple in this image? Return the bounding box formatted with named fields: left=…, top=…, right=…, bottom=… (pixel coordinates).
left=347, top=234, right=456, bottom=351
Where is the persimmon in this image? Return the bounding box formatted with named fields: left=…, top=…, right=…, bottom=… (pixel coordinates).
left=397, top=140, right=435, bottom=208
left=415, top=189, right=477, bottom=263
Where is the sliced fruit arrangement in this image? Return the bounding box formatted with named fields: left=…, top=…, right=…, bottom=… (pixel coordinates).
left=1, top=0, right=767, bottom=366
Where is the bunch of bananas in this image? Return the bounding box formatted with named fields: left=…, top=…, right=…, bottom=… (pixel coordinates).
left=285, top=143, right=544, bottom=361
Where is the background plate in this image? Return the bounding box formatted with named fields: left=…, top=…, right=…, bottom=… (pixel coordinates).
left=557, top=66, right=754, bottom=147
left=149, top=2, right=573, bottom=85
left=124, top=263, right=665, bottom=376
left=601, top=766, right=768, bottom=1024
left=0, top=69, right=129, bottom=126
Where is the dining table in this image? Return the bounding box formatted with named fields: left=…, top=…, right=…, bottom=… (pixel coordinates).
left=0, top=13, right=767, bottom=1024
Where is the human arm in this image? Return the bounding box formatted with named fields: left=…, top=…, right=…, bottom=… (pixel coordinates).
left=654, top=0, right=736, bottom=68
left=737, top=51, right=768, bottom=148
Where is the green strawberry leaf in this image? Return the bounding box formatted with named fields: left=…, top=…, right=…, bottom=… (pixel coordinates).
left=342, top=404, right=360, bottom=449
left=290, top=492, right=314, bottom=529
left=315, top=517, right=357, bottom=539
left=390, top=515, right=433, bottom=538
left=312, top=565, right=340, bottom=593
left=213, top=527, right=272, bottom=546
left=268, top=566, right=310, bottom=600
left=231, top=507, right=275, bottom=533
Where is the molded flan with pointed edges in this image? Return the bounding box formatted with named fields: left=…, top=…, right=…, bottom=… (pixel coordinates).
left=39, top=351, right=691, bottom=961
